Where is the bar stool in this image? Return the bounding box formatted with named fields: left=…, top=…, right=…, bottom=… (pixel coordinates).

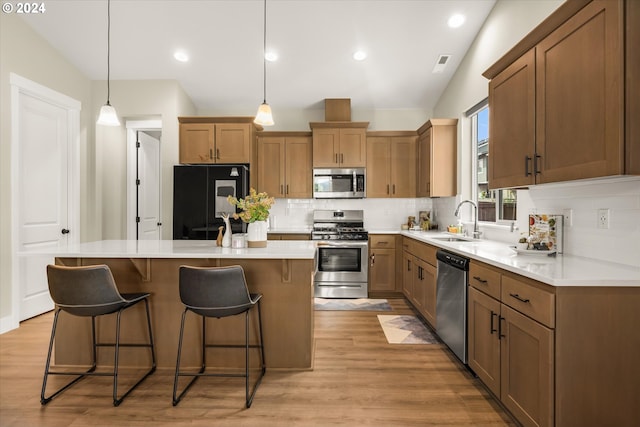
left=41, top=264, right=156, bottom=406
left=173, top=265, right=265, bottom=407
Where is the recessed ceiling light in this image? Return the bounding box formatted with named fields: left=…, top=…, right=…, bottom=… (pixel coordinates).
left=173, top=51, right=189, bottom=62
left=353, top=50, right=367, bottom=61
left=448, top=14, right=466, bottom=28
left=265, top=51, right=278, bottom=62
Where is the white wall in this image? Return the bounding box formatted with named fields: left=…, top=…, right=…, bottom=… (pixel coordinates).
left=92, top=80, right=196, bottom=240
left=0, top=13, right=94, bottom=326
left=431, top=0, right=640, bottom=268
left=198, top=107, right=431, bottom=132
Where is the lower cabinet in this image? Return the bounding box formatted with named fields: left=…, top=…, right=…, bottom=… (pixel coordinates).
left=368, top=235, right=397, bottom=293
left=468, top=261, right=554, bottom=427
left=401, top=237, right=437, bottom=328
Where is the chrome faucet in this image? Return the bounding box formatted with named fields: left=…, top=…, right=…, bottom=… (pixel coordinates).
left=454, top=200, right=481, bottom=239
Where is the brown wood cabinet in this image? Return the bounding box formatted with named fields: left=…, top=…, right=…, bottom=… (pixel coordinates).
left=257, top=132, right=312, bottom=198
left=310, top=122, right=368, bottom=167
left=366, top=132, right=417, bottom=198
left=267, top=233, right=310, bottom=240
left=468, top=261, right=555, bottom=427
left=485, top=0, right=640, bottom=188
left=178, top=117, right=261, bottom=165
left=401, top=237, right=437, bottom=328
left=368, top=235, right=397, bottom=293
left=416, top=119, right=457, bottom=197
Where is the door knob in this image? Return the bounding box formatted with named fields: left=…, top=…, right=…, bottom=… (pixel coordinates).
left=61, top=229, right=70, bottom=234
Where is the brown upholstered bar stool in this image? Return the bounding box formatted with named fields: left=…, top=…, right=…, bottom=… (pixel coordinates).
left=41, top=264, right=156, bottom=406
left=173, top=265, right=265, bottom=407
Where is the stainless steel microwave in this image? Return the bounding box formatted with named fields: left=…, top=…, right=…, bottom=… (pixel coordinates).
left=313, top=168, right=366, bottom=199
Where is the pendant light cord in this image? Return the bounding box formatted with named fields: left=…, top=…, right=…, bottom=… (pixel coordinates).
left=106, top=0, right=112, bottom=105
left=262, top=0, right=267, bottom=104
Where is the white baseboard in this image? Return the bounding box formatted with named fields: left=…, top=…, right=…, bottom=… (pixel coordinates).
left=0, top=314, right=19, bottom=335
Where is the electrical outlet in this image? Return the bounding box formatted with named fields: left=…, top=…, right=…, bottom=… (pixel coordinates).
left=562, top=209, right=573, bottom=227
left=597, top=208, right=609, bottom=229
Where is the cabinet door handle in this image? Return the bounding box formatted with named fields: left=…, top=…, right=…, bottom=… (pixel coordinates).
left=209, top=148, right=213, bottom=160
left=490, top=310, right=497, bottom=334
left=472, top=276, right=488, bottom=284
left=392, top=184, right=396, bottom=194
left=418, top=266, right=423, bottom=280
left=335, top=153, right=339, bottom=164
left=340, top=153, right=344, bottom=163
left=216, top=148, right=220, bottom=159
left=387, top=184, right=390, bottom=194
left=534, top=154, right=541, bottom=175
left=498, top=315, right=506, bottom=339
left=407, top=260, right=411, bottom=271
left=286, top=184, right=289, bottom=195
left=370, top=253, right=375, bottom=267
left=378, top=241, right=388, bottom=245
left=280, top=184, right=284, bottom=195
left=509, top=293, right=531, bottom=304
left=525, top=155, right=532, bottom=177
left=61, top=228, right=70, bottom=235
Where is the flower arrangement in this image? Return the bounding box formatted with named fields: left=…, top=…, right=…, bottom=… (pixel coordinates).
left=227, top=188, right=275, bottom=223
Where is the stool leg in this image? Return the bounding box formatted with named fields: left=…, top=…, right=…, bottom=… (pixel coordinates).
left=41, top=310, right=95, bottom=405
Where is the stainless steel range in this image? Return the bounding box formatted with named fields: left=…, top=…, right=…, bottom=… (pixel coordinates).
left=312, top=210, right=368, bottom=298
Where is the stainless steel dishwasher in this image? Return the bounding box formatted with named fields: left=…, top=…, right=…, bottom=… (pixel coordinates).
left=436, top=249, right=470, bottom=364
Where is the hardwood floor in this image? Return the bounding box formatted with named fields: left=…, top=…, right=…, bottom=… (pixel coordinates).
left=0, top=298, right=515, bottom=426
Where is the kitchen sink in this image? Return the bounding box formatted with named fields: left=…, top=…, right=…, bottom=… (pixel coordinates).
left=433, top=237, right=473, bottom=242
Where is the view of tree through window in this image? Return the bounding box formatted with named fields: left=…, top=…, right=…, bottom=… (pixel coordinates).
left=473, top=104, right=516, bottom=223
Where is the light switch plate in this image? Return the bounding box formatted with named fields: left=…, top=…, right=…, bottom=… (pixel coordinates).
left=562, top=209, right=573, bottom=227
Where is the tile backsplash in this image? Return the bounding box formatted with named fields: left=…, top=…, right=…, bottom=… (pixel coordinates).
left=435, top=177, right=640, bottom=268
left=269, top=177, right=640, bottom=268
left=268, top=198, right=433, bottom=232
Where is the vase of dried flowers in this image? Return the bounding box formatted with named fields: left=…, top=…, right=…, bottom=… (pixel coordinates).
left=227, top=188, right=275, bottom=248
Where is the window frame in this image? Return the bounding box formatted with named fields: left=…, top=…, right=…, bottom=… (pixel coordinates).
left=468, top=99, right=516, bottom=227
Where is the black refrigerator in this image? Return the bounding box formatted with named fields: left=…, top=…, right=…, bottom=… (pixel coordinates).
left=173, top=164, right=249, bottom=240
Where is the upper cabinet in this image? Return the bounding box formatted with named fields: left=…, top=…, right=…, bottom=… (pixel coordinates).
left=178, top=117, right=261, bottom=165
left=310, top=122, right=368, bottom=167
left=257, top=132, right=313, bottom=198
left=416, top=119, right=457, bottom=197
left=366, top=132, right=417, bottom=198
left=485, top=0, right=639, bottom=189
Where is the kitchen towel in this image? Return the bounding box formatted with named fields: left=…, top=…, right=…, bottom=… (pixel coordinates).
left=377, top=315, right=439, bottom=344
left=314, top=298, right=392, bottom=311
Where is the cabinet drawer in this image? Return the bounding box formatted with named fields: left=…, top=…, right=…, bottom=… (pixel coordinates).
left=469, top=262, right=501, bottom=300
left=370, top=235, right=396, bottom=249
left=501, top=274, right=555, bottom=328
left=413, top=242, right=437, bottom=266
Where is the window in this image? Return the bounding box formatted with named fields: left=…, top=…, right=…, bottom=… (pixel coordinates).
left=469, top=101, right=516, bottom=223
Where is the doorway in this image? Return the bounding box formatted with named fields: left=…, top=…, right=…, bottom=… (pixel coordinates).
left=9, top=73, right=80, bottom=328
left=126, top=120, right=162, bottom=240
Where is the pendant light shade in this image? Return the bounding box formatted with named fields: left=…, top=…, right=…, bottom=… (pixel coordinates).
left=254, top=0, right=274, bottom=126
left=96, top=0, right=120, bottom=126
left=255, top=102, right=274, bottom=126
left=97, top=102, right=120, bottom=126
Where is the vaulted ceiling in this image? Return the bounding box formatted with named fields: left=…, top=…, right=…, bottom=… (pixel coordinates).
left=20, top=0, right=496, bottom=113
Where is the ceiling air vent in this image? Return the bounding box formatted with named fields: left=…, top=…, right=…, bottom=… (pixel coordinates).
left=432, top=54, right=451, bottom=73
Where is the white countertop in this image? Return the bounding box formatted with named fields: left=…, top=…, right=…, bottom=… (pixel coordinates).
left=19, top=239, right=317, bottom=260
left=397, top=231, right=640, bottom=287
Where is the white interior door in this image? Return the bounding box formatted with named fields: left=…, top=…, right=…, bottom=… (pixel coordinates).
left=137, top=131, right=161, bottom=240
left=13, top=79, right=78, bottom=322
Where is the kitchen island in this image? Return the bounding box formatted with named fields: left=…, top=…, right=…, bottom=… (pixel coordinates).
left=26, top=240, right=317, bottom=370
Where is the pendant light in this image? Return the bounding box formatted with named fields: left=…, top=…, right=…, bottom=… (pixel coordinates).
left=254, top=0, right=274, bottom=126
left=96, top=0, right=120, bottom=126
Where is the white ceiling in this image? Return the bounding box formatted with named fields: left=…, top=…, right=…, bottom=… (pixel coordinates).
left=19, top=0, right=496, bottom=113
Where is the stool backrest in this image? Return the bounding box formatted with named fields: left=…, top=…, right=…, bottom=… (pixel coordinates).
left=46, top=264, right=127, bottom=316
left=179, top=265, right=253, bottom=317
